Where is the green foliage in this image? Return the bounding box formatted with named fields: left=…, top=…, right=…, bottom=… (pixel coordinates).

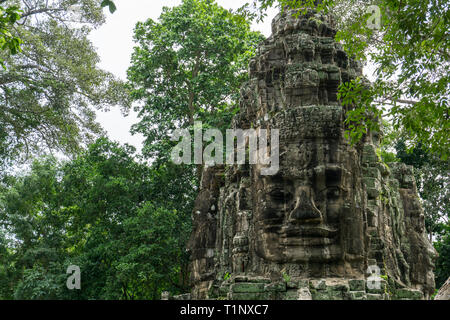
left=282, top=272, right=291, bottom=283
left=396, top=141, right=431, bottom=169
left=0, top=0, right=446, bottom=301
left=434, top=230, right=450, bottom=290
left=0, top=0, right=130, bottom=171
left=387, top=138, right=449, bottom=290
left=127, top=0, right=263, bottom=161
left=379, top=120, right=399, bottom=163
left=123, top=2, right=262, bottom=298
left=245, top=0, right=450, bottom=160
left=0, top=4, right=22, bottom=67
left=100, top=0, right=116, bottom=13
left=338, top=77, right=381, bottom=144
left=13, top=265, right=67, bottom=300
left=395, top=141, right=449, bottom=241
left=0, top=138, right=196, bottom=299
left=0, top=0, right=119, bottom=69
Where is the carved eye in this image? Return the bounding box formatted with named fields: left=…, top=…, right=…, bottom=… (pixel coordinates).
left=327, top=187, right=340, bottom=199
left=325, top=168, right=342, bottom=185
left=270, top=189, right=292, bottom=203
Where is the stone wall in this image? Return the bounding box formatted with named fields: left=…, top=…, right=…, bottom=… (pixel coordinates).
left=186, top=8, right=437, bottom=300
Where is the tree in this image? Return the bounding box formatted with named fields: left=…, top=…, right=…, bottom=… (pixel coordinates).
left=434, top=230, right=450, bottom=290
left=127, top=0, right=263, bottom=164
left=0, top=138, right=196, bottom=299
left=0, top=156, right=67, bottom=299
left=0, top=0, right=130, bottom=171
left=0, top=2, right=22, bottom=68
left=241, top=0, right=449, bottom=159
left=1, top=0, right=117, bottom=65
left=57, top=138, right=195, bottom=299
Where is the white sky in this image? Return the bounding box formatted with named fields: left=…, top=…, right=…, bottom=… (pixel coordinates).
left=88, top=1, right=376, bottom=151
left=88, top=0, right=278, bottom=151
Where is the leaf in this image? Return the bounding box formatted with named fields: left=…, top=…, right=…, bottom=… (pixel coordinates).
left=101, top=0, right=117, bottom=14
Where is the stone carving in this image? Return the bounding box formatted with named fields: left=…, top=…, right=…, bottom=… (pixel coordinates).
left=434, top=277, right=450, bottom=300
left=186, top=8, right=437, bottom=300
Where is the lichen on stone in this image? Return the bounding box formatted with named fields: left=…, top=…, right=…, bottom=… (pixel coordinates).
left=185, top=8, right=437, bottom=301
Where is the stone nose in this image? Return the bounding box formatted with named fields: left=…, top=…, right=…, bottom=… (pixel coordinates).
left=289, top=186, right=322, bottom=224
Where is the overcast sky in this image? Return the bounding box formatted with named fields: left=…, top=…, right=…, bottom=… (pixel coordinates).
left=88, top=0, right=278, bottom=151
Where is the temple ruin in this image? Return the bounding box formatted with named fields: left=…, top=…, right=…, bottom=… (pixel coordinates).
left=186, top=8, right=437, bottom=300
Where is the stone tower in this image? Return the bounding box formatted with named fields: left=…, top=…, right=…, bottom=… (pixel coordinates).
left=186, top=8, right=437, bottom=300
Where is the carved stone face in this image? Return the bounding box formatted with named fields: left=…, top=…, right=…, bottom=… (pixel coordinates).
left=254, top=106, right=361, bottom=264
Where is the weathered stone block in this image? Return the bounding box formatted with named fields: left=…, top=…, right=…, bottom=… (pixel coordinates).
left=349, top=279, right=366, bottom=292
left=297, top=279, right=309, bottom=288
left=362, top=144, right=379, bottom=163
left=284, top=290, right=300, bottom=300
left=298, top=288, right=312, bottom=300
left=231, top=283, right=265, bottom=293
left=312, top=290, right=343, bottom=300
left=326, top=281, right=349, bottom=292
left=393, top=289, right=423, bottom=300
left=233, top=275, right=271, bottom=283
left=366, top=293, right=384, bottom=300
left=286, top=281, right=298, bottom=289
left=363, top=167, right=381, bottom=180
left=219, top=284, right=230, bottom=296
left=364, top=177, right=381, bottom=199
left=345, top=291, right=366, bottom=300
left=230, top=292, right=271, bottom=300
left=366, top=279, right=387, bottom=294
left=310, top=279, right=326, bottom=290
left=264, top=282, right=287, bottom=292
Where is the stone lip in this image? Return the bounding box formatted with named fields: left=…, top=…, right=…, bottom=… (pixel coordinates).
left=280, top=225, right=339, bottom=238
left=279, top=237, right=335, bottom=246
left=279, top=226, right=338, bottom=246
